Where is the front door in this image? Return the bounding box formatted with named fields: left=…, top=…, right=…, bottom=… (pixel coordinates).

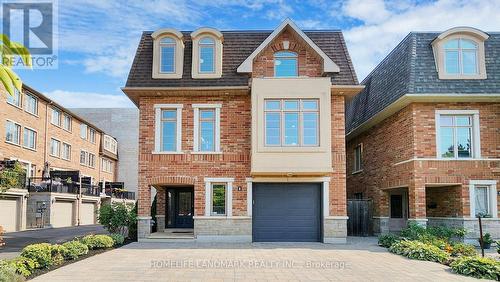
left=389, top=191, right=408, bottom=231
left=166, top=188, right=194, bottom=228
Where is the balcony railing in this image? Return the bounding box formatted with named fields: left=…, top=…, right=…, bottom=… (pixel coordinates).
left=104, top=187, right=135, bottom=200
left=28, top=177, right=79, bottom=194
left=81, top=183, right=100, bottom=197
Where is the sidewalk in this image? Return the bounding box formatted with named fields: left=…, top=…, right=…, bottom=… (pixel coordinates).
left=0, top=225, right=107, bottom=259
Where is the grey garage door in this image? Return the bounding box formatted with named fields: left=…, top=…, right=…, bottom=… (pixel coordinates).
left=253, top=183, right=321, bottom=242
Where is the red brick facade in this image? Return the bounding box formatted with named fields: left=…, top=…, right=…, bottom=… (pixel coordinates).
left=346, top=102, right=500, bottom=222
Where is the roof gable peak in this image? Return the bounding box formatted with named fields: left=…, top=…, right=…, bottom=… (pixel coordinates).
left=237, top=18, right=340, bottom=74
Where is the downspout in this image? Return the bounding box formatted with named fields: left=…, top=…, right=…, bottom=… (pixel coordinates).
left=43, top=102, right=51, bottom=166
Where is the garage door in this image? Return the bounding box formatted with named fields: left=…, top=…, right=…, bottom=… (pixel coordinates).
left=52, top=201, right=74, bottom=228
left=253, top=183, right=321, bottom=242
left=80, top=202, right=96, bottom=225
left=0, top=198, right=19, bottom=232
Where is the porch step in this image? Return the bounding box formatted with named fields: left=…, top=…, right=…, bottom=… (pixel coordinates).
left=139, top=237, right=195, bottom=243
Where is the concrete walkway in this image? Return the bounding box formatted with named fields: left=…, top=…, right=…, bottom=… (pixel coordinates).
left=0, top=225, right=107, bottom=259
left=32, top=237, right=477, bottom=281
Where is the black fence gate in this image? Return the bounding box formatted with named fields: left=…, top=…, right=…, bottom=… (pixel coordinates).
left=347, top=199, right=373, bottom=236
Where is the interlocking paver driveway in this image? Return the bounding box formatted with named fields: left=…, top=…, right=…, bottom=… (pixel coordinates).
left=32, top=237, right=477, bottom=281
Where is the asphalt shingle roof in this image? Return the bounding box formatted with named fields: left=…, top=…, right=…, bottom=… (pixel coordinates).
left=125, top=30, right=358, bottom=88
left=346, top=32, right=500, bottom=133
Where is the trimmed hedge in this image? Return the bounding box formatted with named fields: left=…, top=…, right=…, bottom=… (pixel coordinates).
left=109, top=233, right=125, bottom=246
left=20, top=243, right=53, bottom=269
left=450, top=256, right=500, bottom=280
left=389, top=240, right=450, bottom=263
left=81, top=234, right=114, bottom=250
left=62, top=240, right=89, bottom=260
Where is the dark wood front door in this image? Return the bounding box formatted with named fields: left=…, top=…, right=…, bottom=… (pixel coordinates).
left=166, top=188, right=194, bottom=228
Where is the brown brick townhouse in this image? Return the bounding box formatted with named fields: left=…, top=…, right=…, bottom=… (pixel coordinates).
left=0, top=84, right=120, bottom=231
left=346, top=27, right=500, bottom=242
left=123, top=19, right=362, bottom=242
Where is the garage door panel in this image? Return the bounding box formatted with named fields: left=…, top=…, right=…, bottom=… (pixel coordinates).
left=0, top=198, right=19, bottom=232
left=80, top=202, right=96, bottom=225
left=253, top=183, right=321, bottom=242
left=53, top=201, right=74, bottom=228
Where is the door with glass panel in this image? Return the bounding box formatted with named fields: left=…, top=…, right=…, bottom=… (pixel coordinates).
left=166, top=188, right=194, bottom=228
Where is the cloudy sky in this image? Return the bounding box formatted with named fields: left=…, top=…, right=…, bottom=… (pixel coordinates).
left=9, top=0, right=500, bottom=108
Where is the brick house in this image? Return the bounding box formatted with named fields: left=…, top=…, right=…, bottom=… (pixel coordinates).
left=0, top=84, right=124, bottom=231
left=123, top=19, right=362, bottom=242
left=346, top=27, right=500, bottom=242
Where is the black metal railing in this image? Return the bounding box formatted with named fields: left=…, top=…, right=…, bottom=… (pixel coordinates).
left=28, top=177, right=79, bottom=194
left=104, top=187, right=135, bottom=200
left=81, top=183, right=101, bottom=197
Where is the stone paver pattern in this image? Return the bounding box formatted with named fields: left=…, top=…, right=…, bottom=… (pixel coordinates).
left=32, top=237, right=478, bottom=281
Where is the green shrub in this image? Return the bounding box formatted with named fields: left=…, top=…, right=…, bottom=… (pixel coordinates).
left=20, top=243, right=53, bottom=268
left=98, top=203, right=136, bottom=237
left=417, top=234, right=450, bottom=251
left=49, top=244, right=68, bottom=266
left=109, top=233, right=125, bottom=246
left=378, top=233, right=400, bottom=248
left=81, top=234, right=114, bottom=249
left=62, top=240, right=89, bottom=260
left=451, top=243, right=477, bottom=257
left=6, top=257, right=38, bottom=277
left=400, top=222, right=427, bottom=240
left=0, top=260, right=24, bottom=282
left=128, top=202, right=138, bottom=241
left=450, top=256, right=500, bottom=280
left=389, top=240, right=450, bottom=263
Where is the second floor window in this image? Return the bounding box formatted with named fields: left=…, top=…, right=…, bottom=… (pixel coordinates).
left=50, top=138, right=61, bottom=157
left=353, top=144, right=363, bottom=172
left=444, top=38, right=478, bottom=75
left=63, top=114, right=72, bottom=131
left=51, top=108, right=61, bottom=126
left=23, top=128, right=37, bottom=150
left=161, top=110, right=178, bottom=151
left=264, top=99, right=319, bottom=147
left=103, top=135, right=117, bottom=154
left=437, top=113, right=477, bottom=158
left=89, top=128, right=96, bottom=143
left=80, top=124, right=87, bottom=139
left=5, top=120, right=21, bottom=145
left=7, top=88, right=21, bottom=107
left=160, top=37, right=176, bottom=73
left=25, top=93, right=38, bottom=115
left=62, top=143, right=71, bottom=160
left=274, top=51, right=298, bottom=77
left=199, top=37, right=215, bottom=73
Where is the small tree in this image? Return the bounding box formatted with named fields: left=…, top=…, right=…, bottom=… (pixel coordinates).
left=0, top=161, right=26, bottom=193
left=98, top=202, right=136, bottom=237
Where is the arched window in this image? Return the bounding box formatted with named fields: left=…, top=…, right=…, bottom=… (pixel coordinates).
left=199, top=37, right=215, bottom=73
left=274, top=51, right=298, bottom=77
left=159, top=37, right=176, bottom=73
left=444, top=38, right=478, bottom=75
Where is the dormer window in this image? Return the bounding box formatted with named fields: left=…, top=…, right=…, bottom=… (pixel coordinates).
left=199, top=37, right=215, bottom=73
left=431, top=27, right=488, bottom=80
left=159, top=37, right=176, bottom=73
left=274, top=51, right=298, bottom=77
left=191, top=28, right=223, bottom=79
left=151, top=28, right=184, bottom=79
left=444, top=39, right=478, bottom=75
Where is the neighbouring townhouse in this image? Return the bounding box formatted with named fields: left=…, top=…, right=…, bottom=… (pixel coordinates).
left=72, top=108, right=140, bottom=198
left=123, top=19, right=362, bottom=242
left=346, top=27, right=500, bottom=242
left=0, top=85, right=133, bottom=232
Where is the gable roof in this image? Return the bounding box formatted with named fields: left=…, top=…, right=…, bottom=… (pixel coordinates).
left=237, top=19, right=340, bottom=73
left=346, top=31, right=500, bottom=136
left=125, top=30, right=357, bottom=89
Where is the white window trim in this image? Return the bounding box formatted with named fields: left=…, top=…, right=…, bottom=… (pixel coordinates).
left=5, top=119, right=22, bottom=146
left=24, top=93, right=38, bottom=116
left=89, top=128, right=96, bottom=144
left=22, top=126, right=37, bottom=151
left=51, top=107, right=61, bottom=127
left=192, top=104, right=221, bottom=153
left=62, top=114, right=72, bottom=132
left=435, top=110, right=481, bottom=159
left=151, top=29, right=184, bottom=79
left=49, top=137, right=61, bottom=158
left=154, top=104, right=183, bottom=154
left=204, top=177, right=233, bottom=217
left=469, top=180, right=498, bottom=218
left=6, top=89, right=22, bottom=109
left=61, top=142, right=71, bottom=161
left=80, top=150, right=88, bottom=165
left=80, top=124, right=88, bottom=139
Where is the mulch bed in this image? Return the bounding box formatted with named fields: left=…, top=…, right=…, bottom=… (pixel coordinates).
left=27, top=239, right=134, bottom=280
